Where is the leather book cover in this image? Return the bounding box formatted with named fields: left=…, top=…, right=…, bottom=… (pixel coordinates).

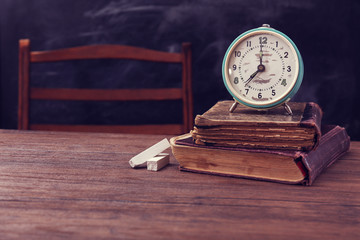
left=171, top=125, right=350, bottom=185
left=299, top=125, right=350, bottom=185
left=192, top=100, right=323, bottom=151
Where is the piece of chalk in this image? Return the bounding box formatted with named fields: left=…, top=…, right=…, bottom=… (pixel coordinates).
left=147, top=153, right=170, bottom=171
left=129, top=138, right=170, bottom=168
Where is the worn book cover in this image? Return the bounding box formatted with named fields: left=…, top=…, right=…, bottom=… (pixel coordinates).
left=171, top=125, right=350, bottom=185
left=192, top=100, right=322, bottom=151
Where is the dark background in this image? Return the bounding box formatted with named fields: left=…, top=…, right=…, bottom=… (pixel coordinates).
left=1, top=0, right=359, bottom=139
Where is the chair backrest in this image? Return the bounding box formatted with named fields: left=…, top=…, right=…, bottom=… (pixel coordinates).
left=18, top=39, right=193, bottom=134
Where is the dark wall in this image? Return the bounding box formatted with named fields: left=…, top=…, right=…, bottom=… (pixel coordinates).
left=1, top=0, right=359, bottom=139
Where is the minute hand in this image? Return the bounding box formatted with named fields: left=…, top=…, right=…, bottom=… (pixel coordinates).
left=244, top=70, right=259, bottom=86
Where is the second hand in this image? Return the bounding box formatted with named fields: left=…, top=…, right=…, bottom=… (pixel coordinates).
left=245, top=45, right=266, bottom=86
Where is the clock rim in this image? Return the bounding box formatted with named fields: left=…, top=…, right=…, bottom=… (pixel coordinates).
left=222, top=26, right=304, bottom=110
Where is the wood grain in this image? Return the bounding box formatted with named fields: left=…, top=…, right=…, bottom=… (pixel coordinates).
left=0, top=130, right=359, bottom=239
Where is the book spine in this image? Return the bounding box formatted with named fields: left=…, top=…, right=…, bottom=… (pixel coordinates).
left=300, top=126, right=350, bottom=185
left=300, top=102, right=323, bottom=150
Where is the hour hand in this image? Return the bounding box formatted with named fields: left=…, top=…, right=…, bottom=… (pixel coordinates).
left=244, top=70, right=259, bottom=86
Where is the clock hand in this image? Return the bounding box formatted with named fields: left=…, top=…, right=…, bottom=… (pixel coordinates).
left=245, top=46, right=266, bottom=86
left=244, top=63, right=265, bottom=86
left=244, top=69, right=259, bottom=86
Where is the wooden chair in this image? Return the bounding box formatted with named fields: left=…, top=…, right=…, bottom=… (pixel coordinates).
left=18, top=39, right=193, bottom=134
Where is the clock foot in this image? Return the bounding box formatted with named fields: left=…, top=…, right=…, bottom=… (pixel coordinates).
left=229, top=101, right=239, bottom=113
left=284, top=103, right=293, bottom=115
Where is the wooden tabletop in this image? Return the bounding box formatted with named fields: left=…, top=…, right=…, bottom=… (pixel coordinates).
left=0, top=129, right=359, bottom=239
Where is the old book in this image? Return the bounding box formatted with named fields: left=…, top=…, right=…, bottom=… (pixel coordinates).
left=171, top=125, right=350, bottom=185
left=192, top=100, right=322, bottom=151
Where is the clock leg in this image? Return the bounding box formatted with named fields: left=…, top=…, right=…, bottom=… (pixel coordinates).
left=284, top=103, right=293, bottom=115
left=229, top=101, right=239, bottom=113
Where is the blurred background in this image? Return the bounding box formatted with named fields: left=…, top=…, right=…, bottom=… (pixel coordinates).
left=1, top=0, right=359, bottom=139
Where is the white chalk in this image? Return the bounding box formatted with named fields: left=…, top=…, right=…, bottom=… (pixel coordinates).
left=147, top=153, right=170, bottom=171
left=129, top=138, right=170, bottom=168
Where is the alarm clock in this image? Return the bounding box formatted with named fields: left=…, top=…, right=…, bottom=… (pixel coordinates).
left=222, top=24, right=304, bottom=115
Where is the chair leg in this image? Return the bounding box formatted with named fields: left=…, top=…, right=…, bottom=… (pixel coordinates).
left=18, top=39, right=31, bottom=130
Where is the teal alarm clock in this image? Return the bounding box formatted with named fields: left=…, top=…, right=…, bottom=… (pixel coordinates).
left=222, top=24, right=304, bottom=114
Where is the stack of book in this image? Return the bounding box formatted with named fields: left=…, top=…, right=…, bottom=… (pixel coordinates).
left=170, top=100, right=350, bottom=185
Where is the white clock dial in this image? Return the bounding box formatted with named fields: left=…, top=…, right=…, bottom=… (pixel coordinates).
left=223, top=26, right=303, bottom=110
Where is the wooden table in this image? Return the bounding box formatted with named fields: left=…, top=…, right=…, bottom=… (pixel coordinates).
left=0, top=130, right=359, bottom=239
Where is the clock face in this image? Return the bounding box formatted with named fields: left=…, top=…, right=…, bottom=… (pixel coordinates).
left=222, top=27, right=303, bottom=109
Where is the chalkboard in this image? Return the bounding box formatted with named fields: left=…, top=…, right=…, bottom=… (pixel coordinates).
left=1, top=0, right=359, bottom=139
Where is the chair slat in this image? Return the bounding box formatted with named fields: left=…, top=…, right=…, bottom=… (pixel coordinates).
left=30, top=88, right=183, bottom=101
left=30, top=45, right=182, bottom=63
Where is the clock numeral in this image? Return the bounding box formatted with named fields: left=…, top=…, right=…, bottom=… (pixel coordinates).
left=276, top=41, right=279, bottom=47
left=287, top=66, right=291, bottom=72
left=284, top=52, right=289, bottom=58
left=232, top=64, right=237, bottom=70
left=234, top=77, right=239, bottom=84
left=258, top=92, right=262, bottom=99
left=259, top=36, right=267, bottom=45
left=272, top=89, right=276, bottom=96
left=246, top=41, right=251, bottom=47
left=234, top=51, right=241, bottom=57
left=281, top=79, right=287, bottom=86
left=245, top=88, right=249, bottom=95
